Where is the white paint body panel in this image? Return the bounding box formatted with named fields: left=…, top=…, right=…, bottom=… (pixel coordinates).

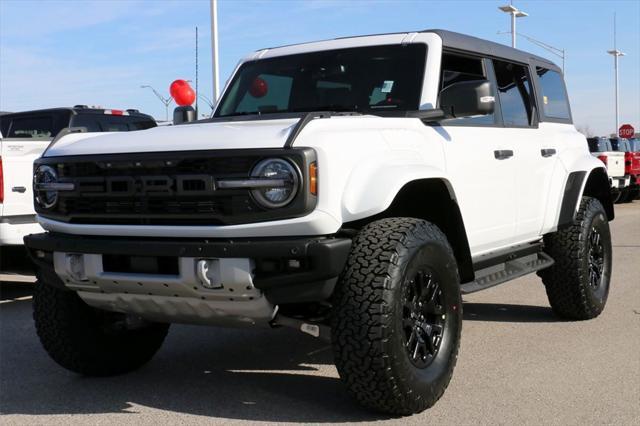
left=0, top=137, right=48, bottom=245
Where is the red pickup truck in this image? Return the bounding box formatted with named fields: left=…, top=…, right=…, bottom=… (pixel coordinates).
left=612, top=138, right=640, bottom=202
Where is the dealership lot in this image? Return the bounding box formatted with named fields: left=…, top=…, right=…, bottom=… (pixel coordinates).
left=1, top=203, right=638, bottom=425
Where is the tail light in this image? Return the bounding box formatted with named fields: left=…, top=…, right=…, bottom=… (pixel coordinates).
left=597, top=155, right=608, bottom=166
left=0, top=156, right=3, bottom=203
left=104, top=109, right=128, bottom=116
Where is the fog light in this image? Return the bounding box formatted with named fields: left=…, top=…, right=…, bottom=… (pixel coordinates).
left=65, top=254, right=87, bottom=281
left=196, top=259, right=222, bottom=289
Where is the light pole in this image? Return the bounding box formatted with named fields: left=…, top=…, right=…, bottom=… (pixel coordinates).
left=607, top=14, right=625, bottom=135
left=498, top=2, right=528, bottom=48
left=210, top=0, right=220, bottom=102
left=140, top=85, right=173, bottom=122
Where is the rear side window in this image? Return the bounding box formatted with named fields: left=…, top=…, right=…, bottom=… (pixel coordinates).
left=439, top=53, right=495, bottom=125
left=492, top=60, right=535, bottom=127
left=536, top=67, right=571, bottom=120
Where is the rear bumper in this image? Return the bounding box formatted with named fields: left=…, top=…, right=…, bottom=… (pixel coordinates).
left=0, top=217, right=43, bottom=245
left=23, top=232, right=351, bottom=305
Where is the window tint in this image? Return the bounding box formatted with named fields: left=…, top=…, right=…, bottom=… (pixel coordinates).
left=610, top=138, right=630, bottom=152
left=536, top=67, right=570, bottom=120
left=7, top=116, right=55, bottom=138
left=72, top=114, right=156, bottom=132
left=0, top=116, right=10, bottom=137
left=493, top=60, right=535, bottom=127
left=216, top=44, right=426, bottom=116
left=70, top=115, right=102, bottom=132
left=128, top=119, right=156, bottom=130
left=439, top=53, right=494, bottom=125
left=235, top=74, right=293, bottom=114
left=587, top=138, right=612, bottom=153
left=0, top=111, right=71, bottom=139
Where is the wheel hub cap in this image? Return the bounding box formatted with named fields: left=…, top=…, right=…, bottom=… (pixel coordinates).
left=401, top=270, right=445, bottom=369
left=588, top=227, right=605, bottom=290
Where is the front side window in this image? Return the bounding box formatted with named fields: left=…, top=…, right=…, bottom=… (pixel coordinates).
left=216, top=44, right=426, bottom=117
left=536, top=67, right=571, bottom=120
left=439, top=53, right=495, bottom=125
left=493, top=60, right=535, bottom=127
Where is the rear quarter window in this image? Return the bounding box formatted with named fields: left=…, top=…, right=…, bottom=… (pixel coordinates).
left=536, top=67, right=571, bottom=121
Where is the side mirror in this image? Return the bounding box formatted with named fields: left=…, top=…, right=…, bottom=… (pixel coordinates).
left=438, top=80, right=495, bottom=118
left=173, top=106, right=196, bottom=125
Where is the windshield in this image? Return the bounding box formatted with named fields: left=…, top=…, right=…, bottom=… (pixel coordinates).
left=215, top=44, right=426, bottom=117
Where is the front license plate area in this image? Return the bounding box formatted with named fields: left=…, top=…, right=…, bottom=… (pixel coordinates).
left=102, top=254, right=179, bottom=276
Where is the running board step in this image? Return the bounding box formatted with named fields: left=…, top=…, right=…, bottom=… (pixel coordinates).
left=461, top=251, right=555, bottom=294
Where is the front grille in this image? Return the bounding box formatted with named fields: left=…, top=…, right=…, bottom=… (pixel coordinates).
left=37, top=149, right=315, bottom=226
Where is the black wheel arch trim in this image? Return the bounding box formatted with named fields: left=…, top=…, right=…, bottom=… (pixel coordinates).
left=558, top=168, right=614, bottom=230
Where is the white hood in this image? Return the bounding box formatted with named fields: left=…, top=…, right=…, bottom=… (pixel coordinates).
left=44, top=118, right=300, bottom=157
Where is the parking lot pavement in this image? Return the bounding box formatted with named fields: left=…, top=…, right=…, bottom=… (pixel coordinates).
left=1, top=204, right=638, bottom=425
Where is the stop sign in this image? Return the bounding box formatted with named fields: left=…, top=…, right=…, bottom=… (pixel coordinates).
left=619, top=124, right=635, bottom=138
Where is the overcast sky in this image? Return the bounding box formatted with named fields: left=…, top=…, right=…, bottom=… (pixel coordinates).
left=1, top=0, right=638, bottom=135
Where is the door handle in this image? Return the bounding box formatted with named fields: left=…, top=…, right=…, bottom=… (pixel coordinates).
left=494, top=150, right=514, bottom=160
left=12, top=186, right=27, bottom=193
left=541, top=148, right=557, bottom=157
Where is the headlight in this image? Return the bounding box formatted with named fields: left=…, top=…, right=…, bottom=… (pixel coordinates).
left=34, top=165, right=59, bottom=209
left=250, top=158, right=300, bottom=208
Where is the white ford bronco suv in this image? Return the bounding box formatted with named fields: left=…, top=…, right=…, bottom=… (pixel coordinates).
left=24, top=30, right=613, bottom=415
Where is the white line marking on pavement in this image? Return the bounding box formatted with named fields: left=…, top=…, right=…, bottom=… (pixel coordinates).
left=0, top=296, right=33, bottom=304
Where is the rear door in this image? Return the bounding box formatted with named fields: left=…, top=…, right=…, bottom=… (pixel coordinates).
left=0, top=112, right=70, bottom=217
left=489, top=59, right=554, bottom=243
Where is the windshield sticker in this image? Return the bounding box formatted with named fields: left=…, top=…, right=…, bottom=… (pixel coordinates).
left=381, top=80, right=394, bottom=93
left=543, top=95, right=549, bottom=105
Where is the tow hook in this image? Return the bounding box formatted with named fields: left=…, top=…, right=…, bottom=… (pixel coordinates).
left=270, top=313, right=331, bottom=342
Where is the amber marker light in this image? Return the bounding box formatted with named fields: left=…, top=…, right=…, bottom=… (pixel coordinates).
left=309, top=162, right=318, bottom=195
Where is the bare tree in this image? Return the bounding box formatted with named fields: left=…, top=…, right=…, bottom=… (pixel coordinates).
left=575, top=125, right=595, bottom=138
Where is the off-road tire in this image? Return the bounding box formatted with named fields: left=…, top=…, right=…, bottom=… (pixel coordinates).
left=539, top=197, right=612, bottom=320
left=331, top=218, right=462, bottom=415
left=33, top=276, right=169, bottom=376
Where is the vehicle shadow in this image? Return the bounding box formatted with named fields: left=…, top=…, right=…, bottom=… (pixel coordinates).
left=462, top=302, right=557, bottom=323
left=0, top=282, right=34, bottom=301
left=0, top=300, right=386, bottom=423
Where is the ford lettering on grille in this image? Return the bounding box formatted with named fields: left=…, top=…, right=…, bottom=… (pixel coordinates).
left=76, top=175, right=217, bottom=196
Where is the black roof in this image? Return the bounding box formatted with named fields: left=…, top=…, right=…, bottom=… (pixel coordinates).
left=264, top=29, right=562, bottom=73
left=425, top=29, right=561, bottom=71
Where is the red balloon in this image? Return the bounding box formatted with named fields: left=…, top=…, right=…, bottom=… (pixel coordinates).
left=174, top=86, right=196, bottom=106
left=249, top=77, right=268, bottom=98
left=169, top=79, right=189, bottom=98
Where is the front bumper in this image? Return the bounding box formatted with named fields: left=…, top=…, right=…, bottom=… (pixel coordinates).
left=24, top=232, right=351, bottom=325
